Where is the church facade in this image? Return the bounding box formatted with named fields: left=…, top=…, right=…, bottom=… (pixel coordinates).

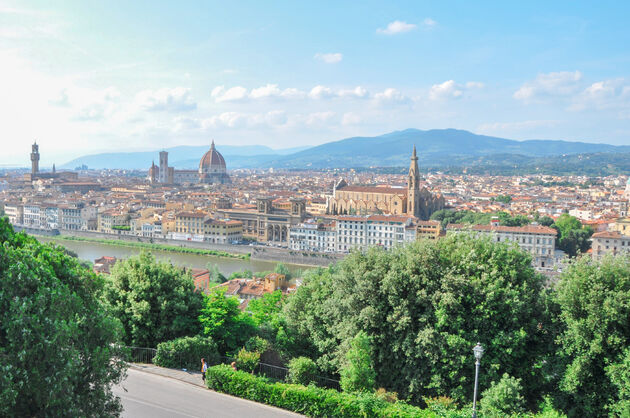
left=327, top=146, right=444, bottom=220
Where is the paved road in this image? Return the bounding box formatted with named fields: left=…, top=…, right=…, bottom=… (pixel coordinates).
left=113, top=367, right=302, bottom=418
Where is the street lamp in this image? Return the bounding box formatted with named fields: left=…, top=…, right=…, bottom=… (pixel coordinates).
left=472, top=342, right=484, bottom=418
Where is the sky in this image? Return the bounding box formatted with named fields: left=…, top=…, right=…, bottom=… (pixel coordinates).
left=1, top=0, right=630, bottom=167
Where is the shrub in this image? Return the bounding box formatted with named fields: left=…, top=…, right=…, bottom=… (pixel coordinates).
left=154, top=336, right=219, bottom=370
left=479, top=373, right=526, bottom=417
left=424, top=396, right=458, bottom=413
left=245, top=336, right=271, bottom=354
left=375, top=388, right=399, bottom=403
left=287, top=356, right=318, bottom=386
left=340, top=331, right=376, bottom=393
left=235, top=348, right=260, bottom=373
left=205, top=364, right=434, bottom=417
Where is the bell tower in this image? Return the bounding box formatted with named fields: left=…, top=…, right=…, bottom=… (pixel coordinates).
left=31, top=141, right=40, bottom=176
left=407, top=145, right=420, bottom=217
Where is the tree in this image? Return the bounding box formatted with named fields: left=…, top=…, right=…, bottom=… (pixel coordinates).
left=340, top=331, right=376, bottom=393
left=198, top=287, right=255, bottom=354
left=288, top=357, right=318, bottom=385
left=104, top=251, right=203, bottom=348
left=206, top=263, right=226, bottom=284
left=228, top=269, right=253, bottom=280
left=283, top=235, right=554, bottom=407
left=479, top=373, right=526, bottom=417
left=554, top=255, right=630, bottom=416
left=248, top=290, right=283, bottom=326
left=0, top=219, right=126, bottom=416
left=538, top=216, right=555, bottom=227
left=552, top=214, right=593, bottom=257
left=274, top=262, right=291, bottom=279
left=494, top=194, right=512, bottom=204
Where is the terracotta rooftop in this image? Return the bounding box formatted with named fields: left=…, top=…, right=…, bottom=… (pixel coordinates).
left=447, top=223, right=557, bottom=235
left=336, top=185, right=406, bottom=195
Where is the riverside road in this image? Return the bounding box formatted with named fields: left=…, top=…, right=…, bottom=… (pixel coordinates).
left=113, top=368, right=301, bottom=418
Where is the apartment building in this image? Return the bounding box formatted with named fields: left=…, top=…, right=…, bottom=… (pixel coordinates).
left=446, top=221, right=557, bottom=268
left=591, top=230, right=630, bottom=259
left=289, top=219, right=336, bottom=252
left=203, top=218, right=243, bottom=244
left=336, top=215, right=414, bottom=253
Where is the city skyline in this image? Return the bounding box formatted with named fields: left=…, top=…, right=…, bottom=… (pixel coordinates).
left=2, top=1, right=630, bottom=166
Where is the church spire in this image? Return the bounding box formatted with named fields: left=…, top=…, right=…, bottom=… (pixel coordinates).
left=211, top=139, right=215, bottom=149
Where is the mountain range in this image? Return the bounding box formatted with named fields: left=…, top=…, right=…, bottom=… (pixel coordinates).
left=60, top=129, right=630, bottom=171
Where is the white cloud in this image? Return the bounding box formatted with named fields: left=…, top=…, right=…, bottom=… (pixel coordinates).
left=428, top=80, right=483, bottom=100
left=373, top=88, right=409, bottom=104
left=339, top=86, right=369, bottom=99
left=309, top=85, right=335, bottom=99
left=422, top=18, right=437, bottom=28
left=211, top=85, right=248, bottom=103
left=135, top=87, right=196, bottom=111
left=569, top=78, right=630, bottom=111
left=314, top=52, right=343, bottom=64
left=249, top=84, right=306, bottom=100
left=429, top=80, right=463, bottom=100
left=377, top=20, right=417, bottom=35
left=514, top=71, right=582, bottom=102
left=201, top=110, right=289, bottom=130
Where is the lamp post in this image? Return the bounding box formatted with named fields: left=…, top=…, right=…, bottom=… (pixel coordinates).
left=472, top=342, right=484, bottom=418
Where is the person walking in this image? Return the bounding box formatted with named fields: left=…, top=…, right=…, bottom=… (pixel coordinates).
left=201, top=358, right=208, bottom=382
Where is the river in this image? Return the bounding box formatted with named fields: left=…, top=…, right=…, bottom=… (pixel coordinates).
left=37, top=237, right=309, bottom=277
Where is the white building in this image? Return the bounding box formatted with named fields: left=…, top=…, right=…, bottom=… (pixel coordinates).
left=336, top=215, right=415, bottom=253
left=289, top=219, right=337, bottom=252
left=23, top=204, right=41, bottom=228
left=591, top=230, right=630, bottom=259
left=446, top=221, right=558, bottom=269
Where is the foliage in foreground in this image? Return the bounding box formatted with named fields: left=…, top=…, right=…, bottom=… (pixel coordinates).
left=198, top=287, right=256, bottom=354
left=287, top=357, right=319, bottom=386
left=104, top=251, right=204, bottom=348
left=0, top=218, right=126, bottom=416
left=283, top=234, right=555, bottom=407
left=205, top=364, right=434, bottom=417
left=554, top=255, right=630, bottom=416
left=154, top=335, right=220, bottom=370
left=340, top=331, right=376, bottom=393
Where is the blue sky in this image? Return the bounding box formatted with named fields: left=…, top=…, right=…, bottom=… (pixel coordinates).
left=2, top=0, right=630, bottom=166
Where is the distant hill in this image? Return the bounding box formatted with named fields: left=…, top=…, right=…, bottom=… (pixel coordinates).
left=60, top=145, right=311, bottom=170
left=266, top=129, right=630, bottom=168
left=60, top=129, right=630, bottom=170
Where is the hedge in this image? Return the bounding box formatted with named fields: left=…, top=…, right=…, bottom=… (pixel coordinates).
left=154, top=336, right=220, bottom=370
left=205, top=364, right=434, bottom=417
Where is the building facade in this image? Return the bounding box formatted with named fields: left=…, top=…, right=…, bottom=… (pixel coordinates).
left=289, top=219, right=337, bottom=252
left=336, top=215, right=415, bottom=252
left=446, top=222, right=557, bottom=268
left=327, top=146, right=444, bottom=220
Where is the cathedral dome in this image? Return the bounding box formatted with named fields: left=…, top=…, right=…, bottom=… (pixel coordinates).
left=199, top=140, right=226, bottom=174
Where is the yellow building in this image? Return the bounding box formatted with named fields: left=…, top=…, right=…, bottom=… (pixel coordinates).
left=204, top=218, right=243, bottom=243
left=175, top=211, right=207, bottom=235
left=416, top=220, right=442, bottom=240
left=614, top=217, right=630, bottom=235
left=97, top=210, right=131, bottom=233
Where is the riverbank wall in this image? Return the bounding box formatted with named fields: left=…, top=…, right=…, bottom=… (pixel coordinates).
left=251, top=247, right=343, bottom=267
left=37, top=229, right=343, bottom=267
